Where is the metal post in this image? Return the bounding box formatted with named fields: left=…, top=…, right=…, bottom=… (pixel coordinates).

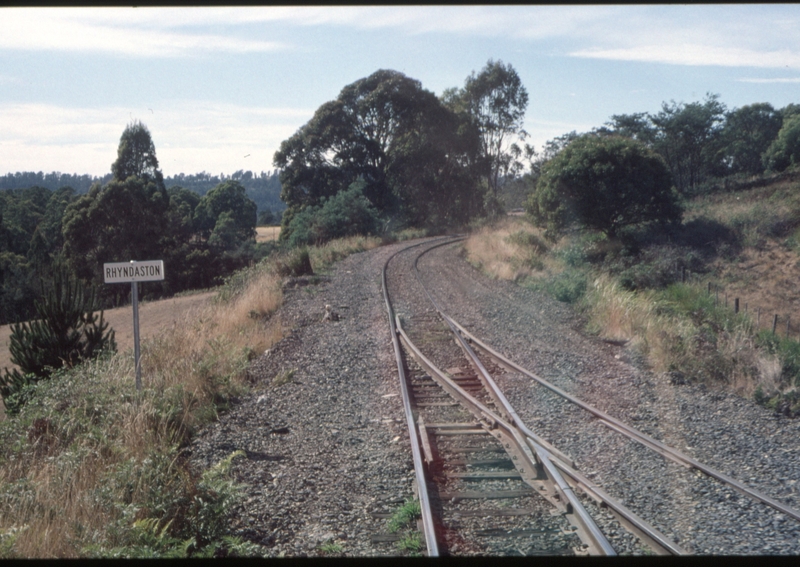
left=773, top=314, right=779, bottom=335
left=132, top=280, right=142, bottom=391
left=735, top=298, right=739, bottom=314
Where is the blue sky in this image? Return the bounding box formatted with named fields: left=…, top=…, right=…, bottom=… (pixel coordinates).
left=1, top=5, right=799, bottom=178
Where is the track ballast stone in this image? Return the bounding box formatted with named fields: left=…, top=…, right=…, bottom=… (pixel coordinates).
left=189, top=238, right=800, bottom=556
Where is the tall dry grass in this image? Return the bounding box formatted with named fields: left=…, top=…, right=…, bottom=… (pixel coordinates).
left=464, top=217, right=554, bottom=282
left=0, top=231, right=388, bottom=557
left=0, top=257, right=286, bottom=557
left=585, top=275, right=782, bottom=397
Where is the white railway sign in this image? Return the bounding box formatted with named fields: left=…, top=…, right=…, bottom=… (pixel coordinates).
left=104, top=260, right=164, bottom=283
left=103, top=259, right=165, bottom=390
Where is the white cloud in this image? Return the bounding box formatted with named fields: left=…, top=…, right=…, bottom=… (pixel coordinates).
left=0, top=8, right=288, bottom=57
left=0, top=102, right=313, bottom=176
left=1, top=6, right=798, bottom=68
left=737, top=77, right=800, bottom=83
left=571, top=45, right=800, bottom=70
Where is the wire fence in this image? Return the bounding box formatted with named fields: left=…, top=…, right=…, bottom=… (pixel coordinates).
left=677, top=265, right=796, bottom=339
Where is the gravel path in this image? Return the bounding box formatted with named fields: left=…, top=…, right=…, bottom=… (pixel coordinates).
left=189, top=237, right=800, bottom=556
left=189, top=240, right=422, bottom=557
left=415, top=241, right=800, bottom=555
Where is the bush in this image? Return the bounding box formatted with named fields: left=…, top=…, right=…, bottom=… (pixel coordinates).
left=763, top=114, right=800, bottom=173
left=286, top=180, right=381, bottom=247
left=531, top=268, right=588, bottom=303
left=528, top=134, right=682, bottom=237
left=274, top=247, right=313, bottom=277
left=0, top=267, right=116, bottom=413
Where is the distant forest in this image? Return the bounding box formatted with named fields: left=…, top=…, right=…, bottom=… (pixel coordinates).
left=0, top=170, right=286, bottom=217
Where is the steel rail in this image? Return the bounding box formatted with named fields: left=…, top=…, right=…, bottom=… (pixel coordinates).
left=440, top=313, right=686, bottom=555
left=410, top=238, right=800, bottom=525
left=402, top=240, right=617, bottom=556
left=409, top=239, right=693, bottom=555
left=381, top=237, right=460, bottom=557
left=395, top=318, right=613, bottom=555
left=447, top=317, right=800, bottom=525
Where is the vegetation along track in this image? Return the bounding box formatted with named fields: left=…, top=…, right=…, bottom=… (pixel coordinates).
left=382, top=237, right=800, bottom=556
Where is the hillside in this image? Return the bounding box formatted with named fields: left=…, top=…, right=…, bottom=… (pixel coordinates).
left=687, top=172, right=800, bottom=331
left=465, top=170, right=800, bottom=416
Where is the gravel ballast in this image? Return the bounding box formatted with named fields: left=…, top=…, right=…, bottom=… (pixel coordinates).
left=189, top=237, right=800, bottom=556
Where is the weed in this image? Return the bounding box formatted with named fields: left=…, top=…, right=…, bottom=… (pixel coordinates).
left=529, top=269, right=588, bottom=304
left=272, top=369, right=296, bottom=388
left=387, top=499, right=421, bottom=533
left=275, top=247, right=313, bottom=277
left=396, top=532, right=423, bottom=554
left=0, top=232, right=386, bottom=557
left=319, top=540, right=344, bottom=555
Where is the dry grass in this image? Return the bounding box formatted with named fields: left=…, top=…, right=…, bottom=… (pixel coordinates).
left=0, top=231, right=386, bottom=557
left=255, top=226, right=281, bottom=243
left=308, top=235, right=383, bottom=272
left=464, top=217, right=556, bottom=282
left=0, top=256, right=286, bottom=557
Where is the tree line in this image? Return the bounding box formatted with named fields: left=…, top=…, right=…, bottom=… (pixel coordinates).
left=524, top=95, right=800, bottom=238
left=274, top=61, right=530, bottom=243
left=0, top=169, right=285, bottom=223
left=0, top=121, right=272, bottom=325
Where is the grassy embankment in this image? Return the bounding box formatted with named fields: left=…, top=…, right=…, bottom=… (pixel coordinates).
left=465, top=173, right=800, bottom=416
left=0, top=233, right=386, bottom=558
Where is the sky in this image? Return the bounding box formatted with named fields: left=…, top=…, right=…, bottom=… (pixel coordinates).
left=1, top=5, right=799, bottom=178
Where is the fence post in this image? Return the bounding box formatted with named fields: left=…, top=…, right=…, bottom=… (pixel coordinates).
left=735, top=298, right=739, bottom=314
left=773, top=314, right=779, bottom=335
left=757, top=307, right=761, bottom=327
left=788, top=315, right=791, bottom=337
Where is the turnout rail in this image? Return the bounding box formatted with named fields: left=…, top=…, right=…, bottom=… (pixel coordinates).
left=380, top=237, right=800, bottom=556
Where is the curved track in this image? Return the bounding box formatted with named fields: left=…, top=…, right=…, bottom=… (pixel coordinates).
left=381, top=237, right=800, bottom=556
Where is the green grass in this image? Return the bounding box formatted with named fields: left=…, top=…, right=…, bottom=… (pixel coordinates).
left=318, top=540, right=344, bottom=555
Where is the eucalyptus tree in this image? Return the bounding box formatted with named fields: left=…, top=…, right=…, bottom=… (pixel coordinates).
left=721, top=103, right=782, bottom=175
left=442, top=59, right=529, bottom=196
left=274, top=69, right=483, bottom=239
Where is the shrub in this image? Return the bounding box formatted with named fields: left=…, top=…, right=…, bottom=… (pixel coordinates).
left=763, top=114, right=800, bottom=173
left=0, top=267, right=116, bottom=413
left=286, top=180, right=381, bottom=247
left=528, top=135, right=682, bottom=237
left=274, top=248, right=313, bottom=277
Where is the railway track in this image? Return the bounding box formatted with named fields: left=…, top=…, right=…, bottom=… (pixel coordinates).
left=381, top=237, right=800, bottom=556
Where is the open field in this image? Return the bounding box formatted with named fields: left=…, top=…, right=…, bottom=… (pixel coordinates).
left=0, top=291, right=215, bottom=373
left=256, top=226, right=281, bottom=242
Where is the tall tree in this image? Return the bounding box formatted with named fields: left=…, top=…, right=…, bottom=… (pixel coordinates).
left=194, top=180, right=257, bottom=250
left=442, top=59, right=529, bottom=196
left=762, top=114, right=800, bottom=173
left=274, top=69, right=482, bottom=239
left=63, top=122, right=171, bottom=296
left=649, top=93, right=727, bottom=193
left=111, top=120, right=165, bottom=188
left=721, top=103, right=782, bottom=176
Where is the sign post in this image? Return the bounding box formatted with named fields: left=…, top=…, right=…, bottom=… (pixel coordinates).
left=103, top=260, right=165, bottom=390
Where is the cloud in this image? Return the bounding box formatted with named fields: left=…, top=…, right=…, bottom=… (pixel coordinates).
left=737, top=77, right=800, bottom=83
left=0, top=8, right=288, bottom=57
left=0, top=102, right=314, bottom=176
left=1, top=6, right=798, bottom=69
left=571, top=45, right=800, bottom=70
